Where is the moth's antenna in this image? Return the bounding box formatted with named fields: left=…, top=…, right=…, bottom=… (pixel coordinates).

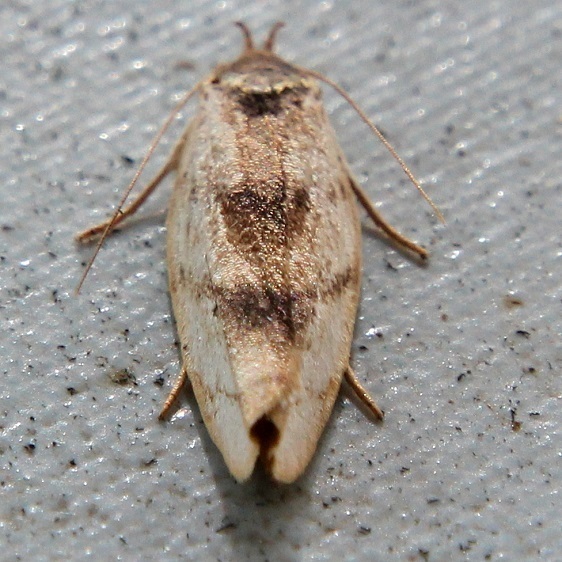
left=263, top=22, right=285, bottom=52
left=235, top=22, right=254, bottom=51
left=76, top=81, right=202, bottom=294
left=303, top=68, right=445, bottom=223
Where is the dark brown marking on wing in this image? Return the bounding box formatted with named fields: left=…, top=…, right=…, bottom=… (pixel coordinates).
left=236, top=86, right=310, bottom=118
left=199, top=264, right=358, bottom=346
left=289, top=186, right=312, bottom=229
left=323, top=265, right=358, bottom=299
left=216, top=283, right=296, bottom=343
left=217, top=179, right=286, bottom=249
left=216, top=178, right=310, bottom=251
left=238, top=91, right=282, bottom=117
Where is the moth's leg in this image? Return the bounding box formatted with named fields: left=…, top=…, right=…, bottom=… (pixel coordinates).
left=344, top=366, right=384, bottom=421
left=77, top=132, right=187, bottom=242
left=349, top=176, right=429, bottom=260
left=158, top=365, right=190, bottom=420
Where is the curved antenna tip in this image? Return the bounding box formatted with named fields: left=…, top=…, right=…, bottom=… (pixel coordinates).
left=234, top=21, right=254, bottom=51
left=263, top=21, right=285, bottom=51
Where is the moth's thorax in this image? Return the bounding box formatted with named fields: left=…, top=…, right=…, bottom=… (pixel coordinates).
left=210, top=50, right=317, bottom=96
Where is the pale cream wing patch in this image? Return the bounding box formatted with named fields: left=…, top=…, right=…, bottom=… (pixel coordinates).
left=166, top=118, right=261, bottom=482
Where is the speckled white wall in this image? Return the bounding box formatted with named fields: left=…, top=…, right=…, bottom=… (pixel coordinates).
left=1, top=1, right=560, bottom=560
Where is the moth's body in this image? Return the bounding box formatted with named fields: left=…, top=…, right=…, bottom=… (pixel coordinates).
left=167, top=50, right=362, bottom=482
left=78, top=23, right=431, bottom=484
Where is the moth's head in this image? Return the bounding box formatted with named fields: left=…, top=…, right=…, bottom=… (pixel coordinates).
left=209, top=22, right=314, bottom=95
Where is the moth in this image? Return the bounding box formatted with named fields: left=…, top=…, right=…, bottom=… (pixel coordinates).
left=78, top=22, right=439, bottom=483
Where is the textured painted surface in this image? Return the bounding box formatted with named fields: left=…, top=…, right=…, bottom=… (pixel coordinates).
left=1, top=1, right=560, bottom=560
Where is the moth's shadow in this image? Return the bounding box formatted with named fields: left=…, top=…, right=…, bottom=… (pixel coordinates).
left=205, top=424, right=330, bottom=562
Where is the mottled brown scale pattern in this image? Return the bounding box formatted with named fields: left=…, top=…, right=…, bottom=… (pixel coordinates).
left=235, top=86, right=309, bottom=118
left=204, top=79, right=334, bottom=353
left=191, top=262, right=357, bottom=350
left=216, top=178, right=311, bottom=250
left=237, top=90, right=283, bottom=117
left=216, top=179, right=288, bottom=249
left=218, top=283, right=297, bottom=343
